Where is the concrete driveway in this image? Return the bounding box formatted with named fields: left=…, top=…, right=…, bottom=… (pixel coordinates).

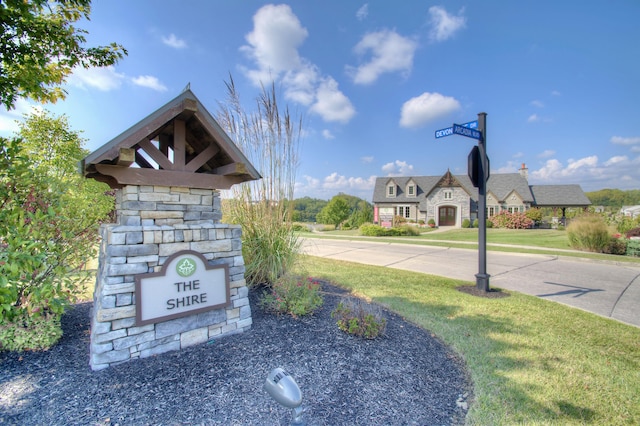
left=300, top=238, right=640, bottom=328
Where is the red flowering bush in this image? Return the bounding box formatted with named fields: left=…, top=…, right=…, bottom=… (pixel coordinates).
left=490, top=211, right=533, bottom=229
left=260, top=274, right=324, bottom=317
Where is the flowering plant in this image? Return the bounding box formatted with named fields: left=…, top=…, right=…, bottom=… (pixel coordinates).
left=260, top=274, right=324, bottom=317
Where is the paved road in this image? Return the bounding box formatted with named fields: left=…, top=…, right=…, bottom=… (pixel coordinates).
left=300, top=238, right=640, bottom=328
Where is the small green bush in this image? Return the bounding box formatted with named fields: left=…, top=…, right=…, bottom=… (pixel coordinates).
left=473, top=218, right=479, bottom=228
left=0, top=312, right=62, bottom=351
left=462, top=218, right=471, bottom=228
left=260, top=274, right=323, bottom=317
left=428, top=218, right=436, bottom=226
left=566, top=215, right=609, bottom=252
left=627, top=240, right=640, bottom=257
left=291, top=223, right=309, bottom=232
left=331, top=298, right=386, bottom=339
left=359, top=223, right=420, bottom=237
left=486, top=219, right=493, bottom=228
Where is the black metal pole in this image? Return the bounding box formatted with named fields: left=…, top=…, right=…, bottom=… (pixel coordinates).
left=476, top=112, right=490, bottom=292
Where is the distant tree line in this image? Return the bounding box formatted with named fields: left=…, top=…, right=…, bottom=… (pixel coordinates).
left=586, top=189, right=640, bottom=208
left=290, top=193, right=373, bottom=228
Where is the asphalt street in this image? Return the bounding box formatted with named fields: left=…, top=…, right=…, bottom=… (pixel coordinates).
left=300, top=238, right=640, bottom=328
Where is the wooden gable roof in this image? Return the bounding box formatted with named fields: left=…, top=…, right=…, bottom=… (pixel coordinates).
left=81, top=89, right=261, bottom=190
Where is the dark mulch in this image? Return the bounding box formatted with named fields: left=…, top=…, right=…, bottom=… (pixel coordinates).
left=456, top=286, right=510, bottom=299
left=0, top=282, right=472, bottom=425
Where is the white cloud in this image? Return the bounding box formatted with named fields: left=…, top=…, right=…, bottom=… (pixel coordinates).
left=356, top=4, right=369, bottom=21
left=527, top=114, right=539, bottom=123
left=162, top=33, right=187, bottom=49
left=551, top=90, right=561, bottom=96
left=604, top=155, right=628, bottom=166
left=69, top=66, right=125, bottom=91
left=361, top=156, right=374, bottom=163
left=382, top=160, right=414, bottom=176
left=241, top=4, right=307, bottom=82
left=428, top=6, right=466, bottom=42
left=309, top=78, right=356, bottom=123
left=531, top=100, right=544, bottom=108
left=347, top=30, right=418, bottom=85
left=611, top=136, right=640, bottom=145
left=399, top=92, right=460, bottom=128
left=131, top=75, right=168, bottom=92
left=513, top=152, right=524, bottom=158
left=531, top=156, right=599, bottom=181
left=538, top=149, right=555, bottom=158
left=323, top=172, right=377, bottom=190
left=295, top=173, right=377, bottom=199
left=322, top=129, right=335, bottom=139
left=241, top=4, right=355, bottom=124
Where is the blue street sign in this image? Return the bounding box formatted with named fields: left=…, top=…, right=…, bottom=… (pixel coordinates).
left=453, top=123, right=482, bottom=140
left=435, top=120, right=477, bottom=138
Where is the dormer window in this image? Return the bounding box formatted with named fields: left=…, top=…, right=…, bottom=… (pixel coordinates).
left=407, top=184, right=415, bottom=197
left=387, top=184, right=396, bottom=197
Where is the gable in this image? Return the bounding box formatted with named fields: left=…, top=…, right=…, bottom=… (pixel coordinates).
left=81, top=89, right=261, bottom=190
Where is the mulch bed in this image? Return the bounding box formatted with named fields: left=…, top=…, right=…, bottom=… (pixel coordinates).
left=0, top=282, right=472, bottom=425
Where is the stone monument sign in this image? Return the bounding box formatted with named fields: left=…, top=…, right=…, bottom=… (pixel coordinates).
left=81, top=89, right=260, bottom=370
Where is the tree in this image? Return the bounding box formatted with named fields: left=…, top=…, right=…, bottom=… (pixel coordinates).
left=317, top=195, right=351, bottom=228
left=0, top=0, right=127, bottom=109
left=0, top=111, right=114, bottom=350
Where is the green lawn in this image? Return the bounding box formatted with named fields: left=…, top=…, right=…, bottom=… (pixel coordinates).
left=308, top=228, right=640, bottom=263
left=298, top=256, right=640, bottom=425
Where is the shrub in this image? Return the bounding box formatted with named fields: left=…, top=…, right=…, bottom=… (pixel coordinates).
left=0, top=312, right=62, bottom=351
left=291, top=223, right=309, bottom=232
left=260, top=274, right=323, bottom=317
left=359, top=223, right=420, bottom=237
left=473, top=218, right=479, bottom=228
left=627, top=240, right=640, bottom=257
left=490, top=211, right=533, bottom=229
left=525, top=208, right=543, bottom=224
left=428, top=218, right=436, bottom=226
left=486, top=219, right=493, bottom=228
left=331, top=298, right=386, bottom=339
left=602, top=237, right=627, bottom=255
left=462, top=218, right=471, bottom=228
left=566, top=215, right=610, bottom=252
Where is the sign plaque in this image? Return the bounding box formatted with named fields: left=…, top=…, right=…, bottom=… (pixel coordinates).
left=135, top=250, right=230, bottom=326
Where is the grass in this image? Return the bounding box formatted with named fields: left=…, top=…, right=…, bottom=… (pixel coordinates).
left=305, top=228, right=640, bottom=264
left=298, top=255, right=640, bottom=425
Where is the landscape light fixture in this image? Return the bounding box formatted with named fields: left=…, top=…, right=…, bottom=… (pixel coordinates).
left=264, top=367, right=305, bottom=425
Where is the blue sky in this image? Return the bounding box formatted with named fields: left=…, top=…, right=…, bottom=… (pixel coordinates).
left=2, top=1, right=639, bottom=200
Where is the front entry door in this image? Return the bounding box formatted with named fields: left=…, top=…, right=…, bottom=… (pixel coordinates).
left=438, top=206, right=456, bottom=226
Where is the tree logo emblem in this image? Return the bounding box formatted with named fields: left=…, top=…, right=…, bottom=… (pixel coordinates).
left=176, top=258, right=197, bottom=277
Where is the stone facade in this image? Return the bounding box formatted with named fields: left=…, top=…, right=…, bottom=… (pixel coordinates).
left=90, top=185, right=251, bottom=371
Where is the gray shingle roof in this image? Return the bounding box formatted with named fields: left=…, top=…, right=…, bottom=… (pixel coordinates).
left=373, top=172, right=590, bottom=208
left=530, top=185, right=592, bottom=206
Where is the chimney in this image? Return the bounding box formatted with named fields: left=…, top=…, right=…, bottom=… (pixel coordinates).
left=519, top=163, right=528, bottom=180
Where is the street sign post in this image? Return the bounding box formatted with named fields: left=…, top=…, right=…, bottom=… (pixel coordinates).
left=435, top=114, right=490, bottom=292
left=434, top=120, right=478, bottom=139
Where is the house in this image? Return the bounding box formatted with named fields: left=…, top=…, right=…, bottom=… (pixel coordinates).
left=372, top=164, right=591, bottom=227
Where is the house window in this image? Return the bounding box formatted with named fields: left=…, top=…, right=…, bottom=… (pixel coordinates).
left=488, top=206, right=496, bottom=217
left=387, top=185, right=395, bottom=197
left=407, top=185, right=415, bottom=197
left=396, top=206, right=411, bottom=218
left=444, top=190, right=453, bottom=200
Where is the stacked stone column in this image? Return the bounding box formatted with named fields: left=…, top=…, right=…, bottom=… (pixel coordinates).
left=90, top=185, right=251, bottom=370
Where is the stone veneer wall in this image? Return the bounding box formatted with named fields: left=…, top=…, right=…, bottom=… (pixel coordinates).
left=90, top=185, right=251, bottom=371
